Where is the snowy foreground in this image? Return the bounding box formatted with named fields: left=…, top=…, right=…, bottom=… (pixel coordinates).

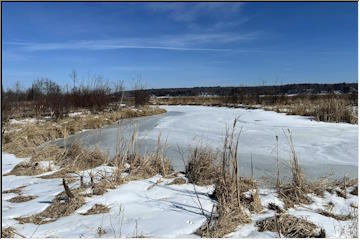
left=2, top=153, right=358, bottom=238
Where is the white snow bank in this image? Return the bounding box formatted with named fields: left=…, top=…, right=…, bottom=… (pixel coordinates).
left=9, top=118, right=42, bottom=125
left=2, top=153, right=215, bottom=238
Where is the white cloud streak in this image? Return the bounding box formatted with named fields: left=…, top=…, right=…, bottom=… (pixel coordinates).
left=145, top=2, right=244, bottom=22
left=4, top=32, right=259, bottom=52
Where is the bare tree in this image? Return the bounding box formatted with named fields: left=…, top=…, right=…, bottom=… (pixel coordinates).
left=114, top=80, right=125, bottom=110
left=133, top=80, right=149, bottom=106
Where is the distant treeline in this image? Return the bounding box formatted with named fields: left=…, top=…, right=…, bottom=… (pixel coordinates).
left=144, top=83, right=357, bottom=97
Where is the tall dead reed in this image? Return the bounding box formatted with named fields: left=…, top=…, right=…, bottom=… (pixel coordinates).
left=277, top=129, right=312, bottom=208
left=194, top=119, right=262, bottom=237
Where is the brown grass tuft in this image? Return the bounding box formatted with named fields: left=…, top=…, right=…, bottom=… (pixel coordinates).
left=241, top=189, right=263, bottom=213
left=168, top=177, right=187, bottom=185
left=256, top=214, right=326, bottom=238
left=39, top=169, right=72, bottom=179
left=31, top=144, right=64, bottom=163
left=92, top=178, right=117, bottom=195
left=5, top=161, right=46, bottom=176
left=197, top=119, right=261, bottom=237
left=81, top=204, right=110, bottom=215
left=15, top=191, right=85, bottom=225
left=2, top=227, right=16, bottom=238
left=2, top=186, right=26, bottom=194
left=278, top=130, right=313, bottom=208
left=316, top=209, right=352, bottom=221
left=61, top=141, right=108, bottom=171
left=127, top=153, right=173, bottom=180
left=268, top=202, right=284, bottom=214
left=7, top=195, right=37, bottom=203
left=185, top=146, right=219, bottom=186
left=350, top=186, right=358, bottom=196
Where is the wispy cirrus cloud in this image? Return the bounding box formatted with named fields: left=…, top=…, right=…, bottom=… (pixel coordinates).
left=145, top=2, right=244, bottom=22
left=4, top=32, right=260, bottom=52
left=144, top=2, right=250, bottom=32
left=5, top=41, right=227, bottom=52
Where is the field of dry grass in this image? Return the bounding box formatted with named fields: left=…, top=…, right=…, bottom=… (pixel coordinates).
left=2, top=106, right=166, bottom=158
left=152, top=94, right=357, bottom=124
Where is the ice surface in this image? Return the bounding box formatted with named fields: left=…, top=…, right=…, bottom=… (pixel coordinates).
left=54, top=105, right=357, bottom=179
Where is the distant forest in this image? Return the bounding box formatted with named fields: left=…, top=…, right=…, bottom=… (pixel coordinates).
left=141, top=83, right=357, bottom=97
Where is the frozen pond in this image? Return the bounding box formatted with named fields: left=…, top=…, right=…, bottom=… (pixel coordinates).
left=54, top=105, right=358, bottom=181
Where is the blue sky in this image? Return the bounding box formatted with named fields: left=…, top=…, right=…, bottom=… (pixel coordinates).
left=2, top=2, right=358, bottom=90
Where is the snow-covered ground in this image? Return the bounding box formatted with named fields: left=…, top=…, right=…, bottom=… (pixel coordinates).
left=2, top=153, right=214, bottom=238
left=2, top=152, right=357, bottom=238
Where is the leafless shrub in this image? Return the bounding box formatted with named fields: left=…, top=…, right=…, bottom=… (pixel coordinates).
left=134, top=81, right=150, bottom=106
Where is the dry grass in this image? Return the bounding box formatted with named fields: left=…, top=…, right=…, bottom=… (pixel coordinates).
left=7, top=140, right=108, bottom=178
left=31, top=144, right=64, bottom=163
left=91, top=178, right=119, bottom=195
left=2, top=106, right=166, bottom=158
left=115, top=130, right=174, bottom=180
left=15, top=190, right=85, bottom=225
left=127, top=153, right=173, bottom=180
left=268, top=202, right=284, bottom=214
left=81, top=204, right=110, bottom=215
left=3, top=123, right=64, bottom=157
left=61, top=141, right=108, bottom=171
left=316, top=209, right=352, bottom=221
left=154, top=95, right=357, bottom=124
left=168, top=177, right=187, bottom=185
left=2, top=227, right=16, bottom=238
left=277, top=130, right=313, bottom=208
left=39, top=169, right=72, bottom=179
left=350, top=186, right=358, bottom=196
left=185, top=146, right=219, bottom=186
left=256, top=214, right=326, bottom=238
left=241, top=189, right=263, bottom=213
left=7, top=195, right=37, bottom=203
left=2, top=186, right=26, bottom=194
left=197, top=119, right=262, bottom=237
left=4, top=161, right=46, bottom=176
left=278, top=185, right=312, bottom=209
